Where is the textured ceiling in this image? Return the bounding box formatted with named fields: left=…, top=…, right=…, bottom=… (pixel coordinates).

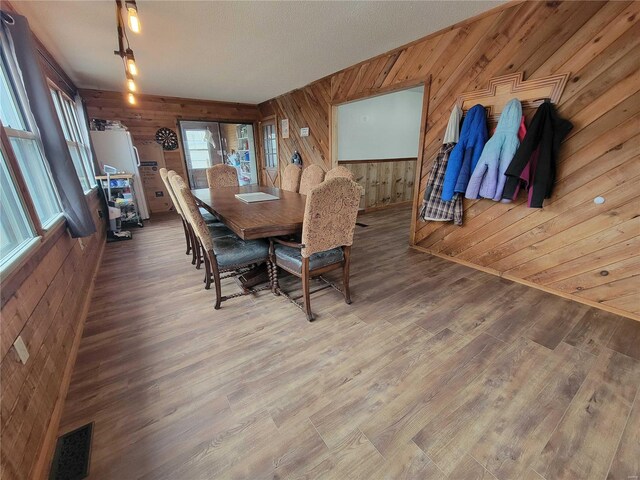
left=13, top=1, right=503, bottom=104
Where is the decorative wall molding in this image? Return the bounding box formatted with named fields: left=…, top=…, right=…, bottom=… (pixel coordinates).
left=456, top=71, right=570, bottom=122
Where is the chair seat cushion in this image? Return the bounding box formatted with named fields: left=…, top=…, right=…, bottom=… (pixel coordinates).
left=207, top=223, right=234, bottom=239
left=214, top=236, right=269, bottom=268
left=274, top=244, right=343, bottom=273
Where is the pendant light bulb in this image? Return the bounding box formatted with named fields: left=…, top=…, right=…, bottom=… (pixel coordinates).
left=127, top=58, right=138, bottom=76
left=126, top=74, right=136, bottom=92
left=127, top=92, right=136, bottom=105
left=126, top=2, right=140, bottom=33
left=125, top=49, right=138, bottom=76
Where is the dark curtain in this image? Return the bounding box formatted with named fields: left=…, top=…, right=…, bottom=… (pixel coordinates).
left=1, top=11, right=96, bottom=237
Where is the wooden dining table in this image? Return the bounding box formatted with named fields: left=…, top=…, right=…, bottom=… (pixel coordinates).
left=192, top=185, right=307, bottom=289
left=192, top=185, right=307, bottom=240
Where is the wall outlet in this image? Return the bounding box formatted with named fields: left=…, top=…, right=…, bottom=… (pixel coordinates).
left=14, top=336, right=29, bottom=364
left=300, top=127, right=309, bottom=137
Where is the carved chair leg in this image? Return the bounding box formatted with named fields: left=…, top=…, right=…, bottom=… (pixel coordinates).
left=209, top=250, right=223, bottom=310
left=272, top=263, right=280, bottom=295
left=268, top=240, right=280, bottom=295
left=343, top=246, right=352, bottom=305
left=301, top=257, right=314, bottom=321
left=204, top=253, right=212, bottom=290
left=182, top=218, right=192, bottom=255
left=189, top=226, right=198, bottom=265
left=195, top=240, right=203, bottom=270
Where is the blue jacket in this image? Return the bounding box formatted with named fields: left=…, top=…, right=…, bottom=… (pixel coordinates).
left=441, top=104, right=488, bottom=201
left=465, top=99, right=522, bottom=201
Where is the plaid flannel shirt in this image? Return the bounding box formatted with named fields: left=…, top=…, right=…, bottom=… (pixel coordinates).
left=420, top=143, right=463, bottom=225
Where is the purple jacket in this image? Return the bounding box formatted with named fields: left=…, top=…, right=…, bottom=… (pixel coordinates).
left=465, top=99, right=522, bottom=201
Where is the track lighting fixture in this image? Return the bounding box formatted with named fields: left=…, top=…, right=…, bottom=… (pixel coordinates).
left=114, top=0, right=142, bottom=104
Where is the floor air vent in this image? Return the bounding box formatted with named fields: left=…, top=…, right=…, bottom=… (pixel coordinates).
left=49, top=423, right=93, bottom=480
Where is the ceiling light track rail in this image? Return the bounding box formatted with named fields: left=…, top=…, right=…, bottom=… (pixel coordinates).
left=113, top=0, right=141, bottom=105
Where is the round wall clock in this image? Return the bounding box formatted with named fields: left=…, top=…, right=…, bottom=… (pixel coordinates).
left=155, top=127, right=178, bottom=150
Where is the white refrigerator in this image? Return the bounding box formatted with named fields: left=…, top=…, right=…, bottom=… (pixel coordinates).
left=90, top=130, right=150, bottom=219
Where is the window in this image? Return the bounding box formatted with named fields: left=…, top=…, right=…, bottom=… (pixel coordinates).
left=262, top=122, right=277, bottom=170
left=0, top=149, right=37, bottom=269
left=0, top=46, right=62, bottom=228
left=184, top=129, right=212, bottom=169
left=50, top=87, right=95, bottom=192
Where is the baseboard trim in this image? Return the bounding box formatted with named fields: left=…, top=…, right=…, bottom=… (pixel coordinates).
left=31, top=238, right=106, bottom=480
left=409, top=243, right=640, bottom=323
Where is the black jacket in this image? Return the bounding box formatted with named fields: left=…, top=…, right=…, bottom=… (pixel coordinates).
left=501, top=102, right=572, bottom=208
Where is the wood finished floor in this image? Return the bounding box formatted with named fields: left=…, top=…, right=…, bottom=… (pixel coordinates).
left=58, top=207, right=640, bottom=480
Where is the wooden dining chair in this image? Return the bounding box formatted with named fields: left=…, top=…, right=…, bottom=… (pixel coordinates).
left=168, top=171, right=233, bottom=270
left=269, top=177, right=362, bottom=321
left=298, top=164, right=326, bottom=195
left=170, top=174, right=270, bottom=307
left=159, top=168, right=193, bottom=258
left=281, top=164, right=302, bottom=192
left=206, top=164, right=239, bottom=188
left=325, top=165, right=354, bottom=181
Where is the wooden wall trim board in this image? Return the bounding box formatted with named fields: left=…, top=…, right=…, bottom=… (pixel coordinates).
left=259, top=1, right=640, bottom=320
left=338, top=157, right=417, bottom=164
left=344, top=159, right=417, bottom=210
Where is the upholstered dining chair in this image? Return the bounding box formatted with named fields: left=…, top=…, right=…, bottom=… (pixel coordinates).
left=281, top=164, right=302, bottom=192
left=170, top=174, right=270, bottom=307
left=159, top=168, right=193, bottom=258
left=325, top=165, right=355, bottom=181
left=167, top=170, right=233, bottom=270
left=206, top=164, right=239, bottom=188
left=298, top=165, right=326, bottom=195
left=269, top=177, right=362, bottom=321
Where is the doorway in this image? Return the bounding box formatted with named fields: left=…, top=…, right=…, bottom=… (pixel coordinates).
left=334, top=86, right=424, bottom=211
left=179, top=120, right=258, bottom=189
left=259, top=117, right=278, bottom=188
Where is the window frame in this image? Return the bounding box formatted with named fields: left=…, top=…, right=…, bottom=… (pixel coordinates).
left=0, top=127, right=41, bottom=275
left=48, top=83, right=97, bottom=193
left=0, top=37, right=64, bottom=230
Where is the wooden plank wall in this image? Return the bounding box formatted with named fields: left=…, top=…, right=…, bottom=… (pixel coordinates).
left=258, top=1, right=640, bottom=320
left=258, top=78, right=332, bottom=185
left=341, top=159, right=416, bottom=210
left=80, top=89, right=260, bottom=212
left=0, top=192, right=107, bottom=480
